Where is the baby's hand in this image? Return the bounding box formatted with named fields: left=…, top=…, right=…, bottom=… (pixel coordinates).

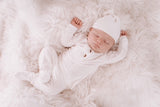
left=120, top=30, right=128, bottom=36
left=71, top=17, right=83, bottom=29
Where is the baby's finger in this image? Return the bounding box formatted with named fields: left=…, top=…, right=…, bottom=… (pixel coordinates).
left=74, top=18, right=76, bottom=21
left=76, top=18, right=79, bottom=24
left=78, top=20, right=80, bottom=25
left=73, top=17, right=77, bottom=21
left=80, top=21, right=83, bottom=25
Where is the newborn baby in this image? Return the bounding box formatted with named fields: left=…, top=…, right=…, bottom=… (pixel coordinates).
left=17, top=11, right=128, bottom=95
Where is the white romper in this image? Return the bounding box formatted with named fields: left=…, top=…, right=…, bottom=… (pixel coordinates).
left=17, top=24, right=128, bottom=95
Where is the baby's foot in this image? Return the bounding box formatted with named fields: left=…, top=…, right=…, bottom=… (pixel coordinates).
left=16, top=71, right=58, bottom=95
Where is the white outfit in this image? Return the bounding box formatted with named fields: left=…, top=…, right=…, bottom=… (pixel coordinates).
left=16, top=24, right=128, bottom=95
left=60, top=24, right=128, bottom=88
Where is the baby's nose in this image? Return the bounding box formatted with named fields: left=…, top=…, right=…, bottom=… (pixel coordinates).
left=96, top=38, right=102, bottom=44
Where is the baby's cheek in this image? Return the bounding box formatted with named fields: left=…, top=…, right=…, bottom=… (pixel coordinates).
left=100, top=48, right=108, bottom=53
left=87, top=39, right=92, bottom=45
left=103, top=45, right=110, bottom=51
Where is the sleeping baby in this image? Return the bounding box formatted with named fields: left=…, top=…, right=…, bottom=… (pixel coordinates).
left=16, top=11, right=128, bottom=95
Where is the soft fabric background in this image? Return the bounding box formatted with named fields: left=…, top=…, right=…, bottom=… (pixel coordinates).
left=0, top=0, right=160, bottom=107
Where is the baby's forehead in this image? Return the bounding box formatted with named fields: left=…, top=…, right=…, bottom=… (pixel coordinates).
left=91, top=28, right=110, bottom=37
left=91, top=27, right=115, bottom=41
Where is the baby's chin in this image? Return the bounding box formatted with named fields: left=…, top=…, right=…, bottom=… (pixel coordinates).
left=87, top=40, right=109, bottom=53
left=93, top=49, right=108, bottom=53
left=88, top=44, right=107, bottom=53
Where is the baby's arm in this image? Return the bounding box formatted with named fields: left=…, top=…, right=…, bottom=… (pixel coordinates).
left=102, top=30, right=128, bottom=64
left=61, top=17, right=83, bottom=47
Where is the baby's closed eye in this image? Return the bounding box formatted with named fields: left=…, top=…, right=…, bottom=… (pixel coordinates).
left=95, top=35, right=99, bottom=38
left=104, top=40, right=109, bottom=44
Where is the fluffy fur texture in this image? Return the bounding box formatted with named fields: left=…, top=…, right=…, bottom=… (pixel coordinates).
left=0, top=0, right=160, bottom=107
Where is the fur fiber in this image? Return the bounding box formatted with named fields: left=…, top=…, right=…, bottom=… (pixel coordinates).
left=0, top=0, right=160, bottom=107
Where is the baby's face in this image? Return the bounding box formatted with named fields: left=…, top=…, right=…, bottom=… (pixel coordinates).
left=87, top=27, right=115, bottom=53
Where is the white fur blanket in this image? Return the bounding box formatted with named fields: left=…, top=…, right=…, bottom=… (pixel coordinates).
left=0, top=0, right=160, bottom=107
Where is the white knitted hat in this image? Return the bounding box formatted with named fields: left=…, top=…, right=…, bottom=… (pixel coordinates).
left=92, top=13, right=120, bottom=43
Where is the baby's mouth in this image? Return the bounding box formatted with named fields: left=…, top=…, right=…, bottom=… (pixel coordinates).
left=94, top=44, right=99, bottom=48
left=88, top=43, right=102, bottom=53
left=88, top=40, right=100, bottom=51
left=92, top=42, right=100, bottom=48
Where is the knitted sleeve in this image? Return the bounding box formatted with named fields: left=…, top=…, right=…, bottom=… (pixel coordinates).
left=102, top=36, right=128, bottom=65
left=61, top=24, right=77, bottom=47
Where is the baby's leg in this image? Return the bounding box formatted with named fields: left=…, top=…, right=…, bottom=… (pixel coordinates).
left=31, top=67, right=67, bottom=96
left=38, top=46, right=58, bottom=83
left=16, top=46, right=67, bottom=95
